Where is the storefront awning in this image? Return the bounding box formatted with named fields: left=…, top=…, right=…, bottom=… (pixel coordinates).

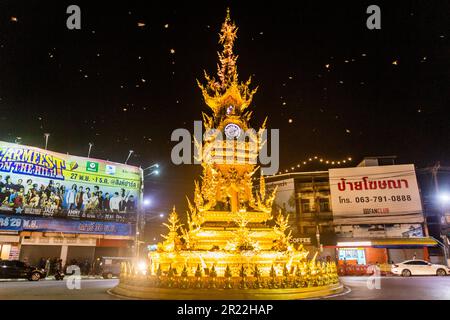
left=371, top=238, right=438, bottom=248
left=331, top=237, right=438, bottom=248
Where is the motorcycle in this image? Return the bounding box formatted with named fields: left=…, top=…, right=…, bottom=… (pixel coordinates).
left=54, top=270, right=65, bottom=280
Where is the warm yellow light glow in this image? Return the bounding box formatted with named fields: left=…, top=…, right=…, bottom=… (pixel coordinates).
left=137, top=261, right=147, bottom=275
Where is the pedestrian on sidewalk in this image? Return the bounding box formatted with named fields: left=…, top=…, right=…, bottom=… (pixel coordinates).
left=45, top=258, right=51, bottom=277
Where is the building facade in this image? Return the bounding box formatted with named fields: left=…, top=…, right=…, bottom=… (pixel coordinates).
left=266, top=159, right=439, bottom=267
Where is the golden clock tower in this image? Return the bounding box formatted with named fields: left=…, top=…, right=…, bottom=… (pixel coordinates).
left=114, top=10, right=341, bottom=299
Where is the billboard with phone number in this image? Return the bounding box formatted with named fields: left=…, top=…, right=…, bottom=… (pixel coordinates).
left=329, top=164, right=423, bottom=224
left=0, top=141, right=143, bottom=222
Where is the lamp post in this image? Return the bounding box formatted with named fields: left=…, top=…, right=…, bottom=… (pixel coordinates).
left=432, top=162, right=449, bottom=266
left=125, top=150, right=134, bottom=164
left=88, top=142, right=93, bottom=158
left=135, top=203, right=164, bottom=261
left=135, top=163, right=160, bottom=260
left=44, top=133, right=50, bottom=150
left=438, top=192, right=450, bottom=266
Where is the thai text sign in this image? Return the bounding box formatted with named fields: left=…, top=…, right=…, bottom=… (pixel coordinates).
left=0, top=213, right=133, bottom=236
left=329, top=165, right=422, bottom=223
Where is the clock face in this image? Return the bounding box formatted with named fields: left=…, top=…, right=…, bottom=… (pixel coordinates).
left=224, top=123, right=242, bottom=139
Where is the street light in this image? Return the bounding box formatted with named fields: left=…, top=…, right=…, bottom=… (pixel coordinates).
left=88, top=142, right=93, bottom=158
left=438, top=192, right=450, bottom=205
left=125, top=150, right=134, bottom=164
left=144, top=163, right=160, bottom=178
left=144, top=163, right=159, bottom=171
left=44, top=133, right=50, bottom=150
left=436, top=191, right=450, bottom=266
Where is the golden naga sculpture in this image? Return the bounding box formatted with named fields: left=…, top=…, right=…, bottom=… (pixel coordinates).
left=137, top=9, right=340, bottom=289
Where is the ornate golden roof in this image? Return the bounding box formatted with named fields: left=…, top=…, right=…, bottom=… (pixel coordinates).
left=197, top=8, right=257, bottom=117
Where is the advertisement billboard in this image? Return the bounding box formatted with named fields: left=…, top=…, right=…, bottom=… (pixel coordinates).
left=0, top=214, right=134, bottom=236
left=335, top=224, right=424, bottom=238
left=329, top=164, right=423, bottom=224
left=0, top=141, right=143, bottom=222
left=266, top=178, right=296, bottom=214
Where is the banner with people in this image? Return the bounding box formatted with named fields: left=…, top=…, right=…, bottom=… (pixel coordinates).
left=0, top=141, right=143, bottom=222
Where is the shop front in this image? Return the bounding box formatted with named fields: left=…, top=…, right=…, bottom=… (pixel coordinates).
left=20, top=234, right=98, bottom=266
left=0, top=234, right=20, bottom=260
left=330, top=237, right=438, bottom=275
left=0, top=214, right=134, bottom=266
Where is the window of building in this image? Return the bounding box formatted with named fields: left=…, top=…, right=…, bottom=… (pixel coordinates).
left=301, top=199, right=310, bottom=213
left=319, top=198, right=330, bottom=212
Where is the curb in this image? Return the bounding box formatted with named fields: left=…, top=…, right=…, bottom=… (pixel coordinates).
left=106, top=288, right=136, bottom=300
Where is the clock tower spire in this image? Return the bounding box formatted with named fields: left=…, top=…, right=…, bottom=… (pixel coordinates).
left=197, top=8, right=258, bottom=125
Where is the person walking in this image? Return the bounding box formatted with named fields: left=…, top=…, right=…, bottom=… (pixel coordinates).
left=45, top=258, right=51, bottom=278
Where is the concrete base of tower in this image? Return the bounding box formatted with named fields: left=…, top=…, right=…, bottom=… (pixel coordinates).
left=110, top=278, right=344, bottom=300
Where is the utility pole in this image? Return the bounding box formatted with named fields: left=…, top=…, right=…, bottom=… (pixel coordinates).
left=432, top=162, right=449, bottom=265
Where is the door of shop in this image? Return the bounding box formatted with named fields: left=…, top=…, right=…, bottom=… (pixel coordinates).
left=19, top=245, right=62, bottom=266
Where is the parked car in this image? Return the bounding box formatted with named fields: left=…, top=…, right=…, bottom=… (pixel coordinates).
left=100, top=257, right=133, bottom=279
left=0, top=260, right=46, bottom=281
left=391, top=259, right=450, bottom=277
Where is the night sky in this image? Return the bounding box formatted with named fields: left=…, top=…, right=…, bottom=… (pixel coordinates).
left=0, top=1, right=449, bottom=214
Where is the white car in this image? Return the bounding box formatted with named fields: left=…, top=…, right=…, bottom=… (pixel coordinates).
left=391, top=260, right=450, bottom=277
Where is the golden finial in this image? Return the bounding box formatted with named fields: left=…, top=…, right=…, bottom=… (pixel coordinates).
left=197, top=8, right=257, bottom=117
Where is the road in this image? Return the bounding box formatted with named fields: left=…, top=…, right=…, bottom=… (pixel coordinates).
left=326, top=276, right=450, bottom=300
left=0, top=279, right=120, bottom=300
left=0, top=276, right=449, bottom=299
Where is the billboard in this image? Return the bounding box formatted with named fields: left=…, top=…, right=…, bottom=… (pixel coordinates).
left=334, top=224, right=424, bottom=239
left=0, top=141, right=143, bottom=222
left=266, top=178, right=296, bottom=214
left=329, top=164, right=423, bottom=225
left=0, top=214, right=134, bottom=236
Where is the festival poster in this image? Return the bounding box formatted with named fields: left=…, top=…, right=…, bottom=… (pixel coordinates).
left=0, top=141, right=143, bottom=221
